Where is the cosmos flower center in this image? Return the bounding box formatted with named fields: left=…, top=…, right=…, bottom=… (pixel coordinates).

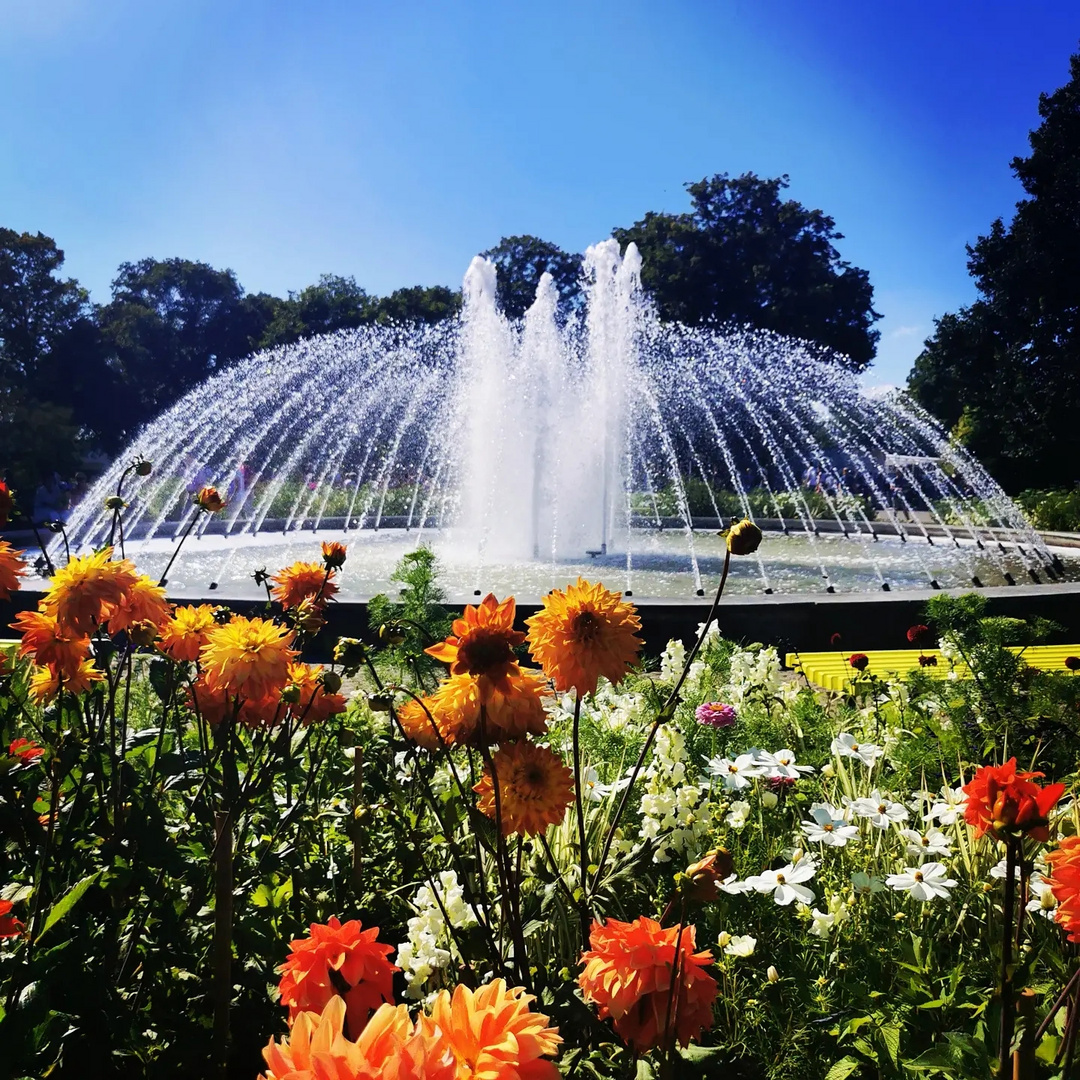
left=878, top=804, right=887, bottom=814
left=775, top=873, right=786, bottom=884
left=823, top=824, right=834, bottom=832
left=914, top=871, right=924, bottom=882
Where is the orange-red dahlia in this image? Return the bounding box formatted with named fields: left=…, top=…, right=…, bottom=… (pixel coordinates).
left=426, top=670, right=549, bottom=746
left=525, top=578, right=642, bottom=697
left=0, top=541, right=26, bottom=601
left=0, top=898, right=23, bottom=938
left=322, top=541, right=347, bottom=569
left=425, top=593, right=524, bottom=700
left=105, top=574, right=171, bottom=636
left=29, top=658, right=105, bottom=703
left=188, top=675, right=282, bottom=729
left=424, top=978, right=561, bottom=1080
left=286, top=662, right=347, bottom=725
left=0, top=480, right=14, bottom=528
left=196, top=486, right=226, bottom=513
left=278, top=917, right=397, bottom=1039
left=1044, top=836, right=1080, bottom=942
left=12, top=609, right=91, bottom=678
left=159, top=604, right=218, bottom=662
left=474, top=741, right=573, bottom=836
left=8, top=738, right=44, bottom=765
left=578, top=916, right=717, bottom=1052
left=962, top=758, right=1065, bottom=843
left=41, top=548, right=139, bottom=636
left=272, top=561, right=338, bottom=611
left=201, top=615, right=297, bottom=701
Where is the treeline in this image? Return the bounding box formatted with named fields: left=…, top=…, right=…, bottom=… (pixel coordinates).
left=1, top=172, right=882, bottom=494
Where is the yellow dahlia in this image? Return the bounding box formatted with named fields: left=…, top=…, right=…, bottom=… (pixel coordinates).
left=42, top=548, right=139, bottom=636
left=12, top=609, right=91, bottom=679
left=425, top=978, right=561, bottom=1079
left=105, top=574, right=171, bottom=636
left=29, top=658, right=105, bottom=703
left=474, top=740, right=574, bottom=836
left=425, top=670, right=549, bottom=746
left=200, top=615, right=297, bottom=701
left=425, top=593, right=524, bottom=700
left=0, top=541, right=26, bottom=601
left=159, top=604, right=218, bottom=662
left=525, top=578, right=642, bottom=696
left=271, top=561, right=338, bottom=610
left=397, top=695, right=442, bottom=750
left=188, top=675, right=282, bottom=729
left=285, top=662, right=347, bottom=725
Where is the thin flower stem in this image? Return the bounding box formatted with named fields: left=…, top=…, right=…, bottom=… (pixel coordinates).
left=157, top=512, right=201, bottom=587
left=538, top=834, right=577, bottom=907
left=1036, top=965, right=1080, bottom=1043
left=591, top=547, right=731, bottom=899
left=570, top=692, right=591, bottom=946
left=662, top=895, right=689, bottom=1079
left=999, top=837, right=1017, bottom=1079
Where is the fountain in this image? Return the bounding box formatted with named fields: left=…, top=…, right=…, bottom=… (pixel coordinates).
left=51, top=240, right=1078, bottom=603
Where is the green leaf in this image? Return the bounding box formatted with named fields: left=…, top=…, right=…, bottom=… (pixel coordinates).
left=824, top=1055, right=863, bottom=1080
left=273, top=876, right=294, bottom=908
left=635, top=1060, right=657, bottom=1080
left=35, top=872, right=100, bottom=943
left=878, top=1022, right=901, bottom=1070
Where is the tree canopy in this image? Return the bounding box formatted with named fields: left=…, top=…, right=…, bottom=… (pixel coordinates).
left=909, top=50, right=1080, bottom=490
left=614, top=173, right=881, bottom=369
left=480, top=235, right=582, bottom=319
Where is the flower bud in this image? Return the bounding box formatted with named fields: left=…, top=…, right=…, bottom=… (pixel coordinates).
left=321, top=670, right=342, bottom=695
left=761, top=790, right=778, bottom=809
left=280, top=683, right=302, bottom=705
left=195, top=486, right=225, bottom=513
left=767, top=965, right=779, bottom=983
left=134, top=459, right=153, bottom=477
left=717, top=931, right=732, bottom=948
left=367, top=692, right=394, bottom=713
left=321, top=541, right=347, bottom=569
left=848, top=653, right=869, bottom=672
left=1066, top=656, right=1080, bottom=672
left=726, top=519, right=763, bottom=556
left=105, top=495, right=127, bottom=511
left=334, top=637, right=367, bottom=669
left=682, top=848, right=734, bottom=903
left=128, top=620, right=158, bottom=648
left=379, top=622, right=407, bottom=646
left=295, top=596, right=326, bottom=634
left=821, top=762, right=835, bottom=779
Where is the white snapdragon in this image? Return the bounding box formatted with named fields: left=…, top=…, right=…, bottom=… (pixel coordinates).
left=639, top=726, right=714, bottom=863
left=886, top=862, right=958, bottom=901
left=848, top=790, right=910, bottom=829
left=727, top=645, right=783, bottom=705
left=397, top=871, right=478, bottom=1000
left=725, top=800, right=752, bottom=830
left=900, top=828, right=952, bottom=859
left=831, top=733, right=885, bottom=767
left=746, top=858, right=817, bottom=906
left=802, top=803, right=859, bottom=847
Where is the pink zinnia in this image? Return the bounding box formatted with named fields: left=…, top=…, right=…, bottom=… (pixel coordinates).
left=695, top=702, right=737, bottom=728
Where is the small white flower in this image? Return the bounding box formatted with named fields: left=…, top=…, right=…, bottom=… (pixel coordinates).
left=746, top=859, right=817, bottom=906
left=849, top=790, right=910, bottom=829
left=821, top=762, right=836, bottom=779
left=808, top=907, right=837, bottom=938
left=900, top=828, right=952, bottom=858
left=925, top=785, right=968, bottom=826
left=761, top=790, right=779, bottom=809
left=802, top=803, right=859, bottom=847
left=990, top=858, right=1022, bottom=881
left=831, top=732, right=884, bottom=767
left=725, top=934, right=757, bottom=957
left=707, top=753, right=764, bottom=791
left=753, top=748, right=815, bottom=780
left=851, top=872, right=885, bottom=895
left=1027, top=874, right=1058, bottom=920
left=886, top=862, right=958, bottom=901
left=719, top=873, right=751, bottom=895
left=725, top=800, right=752, bottom=830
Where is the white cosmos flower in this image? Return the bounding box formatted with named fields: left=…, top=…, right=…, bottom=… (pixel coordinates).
left=900, top=828, right=952, bottom=858
left=831, top=733, right=884, bottom=767
left=851, top=871, right=885, bottom=895
left=802, top=803, right=859, bottom=847
left=753, top=748, right=815, bottom=780
left=746, top=859, right=817, bottom=906
left=990, top=857, right=1022, bottom=881
left=886, top=862, right=958, bottom=901
left=582, top=768, right=633, bottom=802
left=1027, top=874, right=1057, bottom=919
left=707, top=753, right=764, bottom=791
left=724, top=934, right=757, bottom=957
left=849, top=790, right=910, bottom=829
left=719, top=873, right=752, bottom=896
left=925, top=785, right=968, bottom=825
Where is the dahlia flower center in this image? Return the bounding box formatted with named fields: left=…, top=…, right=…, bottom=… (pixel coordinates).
left=523, top=765, right=545, bottom=787
left=571, top=609, right=602, bottom=643
left=458, top=629, right=514, bottom=673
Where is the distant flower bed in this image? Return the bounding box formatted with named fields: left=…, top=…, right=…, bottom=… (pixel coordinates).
left=2, top=476, right=1080, bottom=1078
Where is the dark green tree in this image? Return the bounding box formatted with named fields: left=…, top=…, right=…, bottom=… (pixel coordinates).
left=480, top=235, right=582, bottom=319
left=371, top=285, right=461, bottom=325
left=614, top=173, right=881, bottom=368
left=259, top=273, right=373, bottom=347
left=909, top=51, right=1080, bottom=490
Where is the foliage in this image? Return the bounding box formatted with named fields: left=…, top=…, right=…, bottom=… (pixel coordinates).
left=614, top=173, right=881, bottom=369
left=909, top=49, right=1080, bottom=491
left=480, top=235, right=583, bottom=320
left=1015, top=488, right=1080, bottom=533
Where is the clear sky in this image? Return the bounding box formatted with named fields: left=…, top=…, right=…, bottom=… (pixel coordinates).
left=1, top=0, right=1077, bottom=384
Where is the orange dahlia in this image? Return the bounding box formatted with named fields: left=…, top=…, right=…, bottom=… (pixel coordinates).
left=0, top=541, right=26, bottom=601
left=201, top=615, right=297, bottom=701
left=159, top=604, right=218, bottom=662
left=397, top=695, right=442, bottom=750
left=188, top=675, right=282, bottom=729
left=196, top=486, right=226, bottom=513
left=322, top=541, right=348, bottom=569
left=579, top=916, right=717, bottom=1052
left=525, top=578, right=642, bottom=697
left=426, top=670, right=549, bottom=747
left=272, top=561, right=338, bottom=611
left=962, top=758, right=1065, bottom=843
left=1044, top=836, right=1080, bottom=942
left=425, top=593, right=524, bottom=700
left=474, top=741, right=574, bottom=836
left=286, top=662, right=347, bottom=725
left=29, top=658, right=105, bottom=703
left=13, top=609, right=91, bottom=678
left=278, top=917, right=397, bottom=1039
left=424, top=978, right=561, bottom=1079
left=0, top=898, right=23, bottom=938
left=105, top=574, right=171, bottom=636
left=42, top=548, right=140, bottom=636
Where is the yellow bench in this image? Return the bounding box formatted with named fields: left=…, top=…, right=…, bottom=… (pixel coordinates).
left=784, top=645, right=1080, bottom=691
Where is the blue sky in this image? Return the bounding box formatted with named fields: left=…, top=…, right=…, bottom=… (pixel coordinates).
left=1, top=0, right=1077, bottom=384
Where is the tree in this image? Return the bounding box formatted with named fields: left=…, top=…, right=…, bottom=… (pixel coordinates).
left=371, top=285, right=461, bottom=325
left=613, top=173, right=881, bottom=368
left=480, top=235, right=582, bottom=319
left=909, top=51, right=1080, bottom=490
left=99, top=258, right=275, bottom=432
